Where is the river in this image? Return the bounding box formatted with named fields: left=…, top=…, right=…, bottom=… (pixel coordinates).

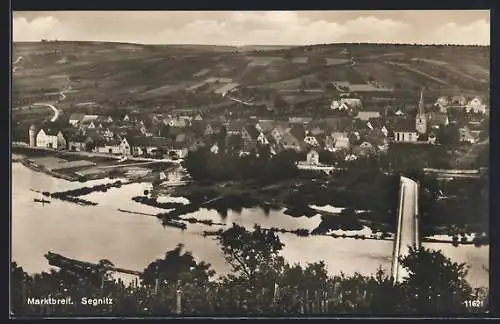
left=11, top=162, right=489, bottom=288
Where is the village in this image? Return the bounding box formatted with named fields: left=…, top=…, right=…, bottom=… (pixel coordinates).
left=13, top=84, right=489, bottom=182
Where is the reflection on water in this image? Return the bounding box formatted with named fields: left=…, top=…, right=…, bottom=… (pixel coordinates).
left=12, top=163, right=489, bottom=287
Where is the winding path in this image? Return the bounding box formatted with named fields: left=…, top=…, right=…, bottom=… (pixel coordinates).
left=32, top=103, right=60, bottom=122
left=31, top=86, right=71, bottom=122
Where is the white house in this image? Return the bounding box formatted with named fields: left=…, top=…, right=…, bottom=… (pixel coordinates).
left=306, top=149, right=320, bottom=165
left=210, top=143, right=220, bottom=154
left=465, top=97, right=487, bottom=114
left=345, top=154, right=358, bottom=161
left=270, top=125, right=290, bottom=143
left=304, top=135, right=320, bottom=147
left=330, top=100, right=350, bottom=111
left=435, top=96, right=449, bottom=107
left=392, top=119, right=418, bottom=143
left=330, top=98, right=362, bottom=111
left=451, top=95, right=467, bottom=106
left=332, top=132, right=350, bottom=150
left=119, top=138, right=133, bottom=156
left=80, top=120, right=96, bottom=129
left=393, top=130, right=418, bottom=143
left=435, top=96, right=449, bottom=112
left=94, top=140, right=121, bottom=154
left=36, top=129, right=67, bottom=150
left=256, top=132, right=269, bottom=145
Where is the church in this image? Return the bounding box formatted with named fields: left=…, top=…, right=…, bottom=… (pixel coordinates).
left=392, top=89, right=437, bottom=144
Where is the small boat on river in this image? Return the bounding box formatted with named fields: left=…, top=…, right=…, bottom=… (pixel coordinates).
left=164, top=220, right=187, bottom=230
left=34, top=198, right=51, bottom=204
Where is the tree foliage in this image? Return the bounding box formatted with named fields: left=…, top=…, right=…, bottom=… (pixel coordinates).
left=142, top=243, right=215, bottom=287
left=11, top=229, right=487, bottom=316
left=182, top=146, right=299, bottom=184
left=398, top=246, right=473, bottom=313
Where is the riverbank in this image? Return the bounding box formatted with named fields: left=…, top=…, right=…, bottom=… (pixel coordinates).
left=13, top=147, right=179, bottom=183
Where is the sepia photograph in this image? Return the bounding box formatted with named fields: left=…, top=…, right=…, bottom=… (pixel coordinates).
left=11, top=10, right=490, bottom=317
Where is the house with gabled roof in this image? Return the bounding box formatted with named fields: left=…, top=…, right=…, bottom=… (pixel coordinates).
left=242, top=125, right=260, bottom=144
left=36, top=128, right=67, bottom=150
left=280, top=132, right=301, bottom=152
left=69, top=113, right=85, bottom=126
left=164, top=116, right=190, bottom=128
left=331, top=132, right=350, bottom=150
left=303, top=133, right=320, bottom=148
left=256, top=132, right=269, bottom=145
left=306, top=149, right=320, bottom=165
left=94, top=138, right=122, bottom=155
left=465, top=97, right=487, bottom=114
left=225, top=120, right=247, bottom=135
left=340, top=98, right=362, bottom=110
left=391, top=118, right=418, bottom=143
left=428, top=112, right=449, bottom=129
left=450, top=95, right=467, bottom=106
left=120, top=136, right=172, bottom=157
left=324, top=134, right=336, bottom=151
left=268, top=122, right=291, bottom=143
left=330, top=100, right=351, bottom=111
left=435, top=96, right=450, bottom=112
left=366, top=117, right=388, bottom=137
left=256, top=120, right=276, bottom=133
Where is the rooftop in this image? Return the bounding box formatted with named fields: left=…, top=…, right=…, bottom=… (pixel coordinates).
left=392, top=118, right=416, bottom=132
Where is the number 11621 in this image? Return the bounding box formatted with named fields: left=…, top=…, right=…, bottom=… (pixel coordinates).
left=464, top=300, right=484, bottom=308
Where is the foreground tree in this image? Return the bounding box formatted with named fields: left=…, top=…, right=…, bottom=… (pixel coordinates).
left=142, top=243, right=215, bottom=287
left=398, top=246, right=475, bottom=313
left=216, top=223, right=286, bottom=313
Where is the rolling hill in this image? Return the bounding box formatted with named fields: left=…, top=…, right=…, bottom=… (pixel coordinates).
left=12, top=41, right=490, bottom=118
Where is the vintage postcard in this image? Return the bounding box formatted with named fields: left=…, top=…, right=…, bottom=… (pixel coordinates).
left=11, top=10, right=489, bottom=317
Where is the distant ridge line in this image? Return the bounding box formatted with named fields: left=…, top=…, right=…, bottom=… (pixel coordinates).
left=13, top=41, right=490, bottom=48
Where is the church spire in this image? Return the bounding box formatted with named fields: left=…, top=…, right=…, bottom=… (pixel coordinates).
left=418, top=87, right=425, bottom=115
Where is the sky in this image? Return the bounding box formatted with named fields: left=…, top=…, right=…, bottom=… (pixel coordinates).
left=12, top=11, right=490, bottom=46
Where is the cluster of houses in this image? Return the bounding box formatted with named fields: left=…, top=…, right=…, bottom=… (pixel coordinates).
left=26, top=90, right=487, bottom=164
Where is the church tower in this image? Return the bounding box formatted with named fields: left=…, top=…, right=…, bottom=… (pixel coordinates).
left=415, top=88, right=427, bottom=135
